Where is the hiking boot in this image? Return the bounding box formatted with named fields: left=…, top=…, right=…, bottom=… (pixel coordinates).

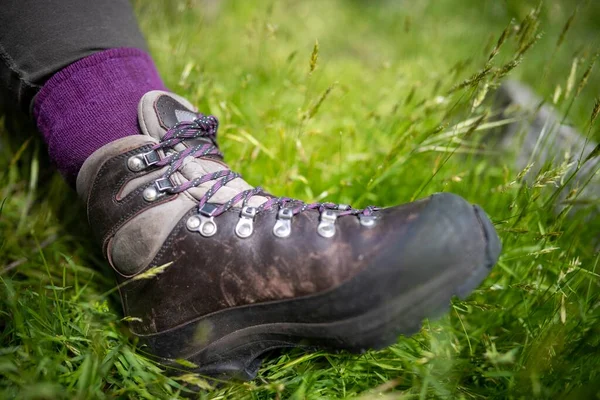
left=76, top=90, right=501, bottom=380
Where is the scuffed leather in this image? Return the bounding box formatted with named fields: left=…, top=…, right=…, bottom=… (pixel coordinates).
left=78, top=91, right=432, bottom=337
left=80, top=138, right=429, bottom=334
left=110, top=194, right=197, bottom=276
left=121, top=193, right=428, bottom=334
left=77, top=135, right=156, bottom=201
left=84, top=144, right=180, bottom=255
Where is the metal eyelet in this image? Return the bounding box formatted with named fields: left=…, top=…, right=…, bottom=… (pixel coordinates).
left=127, top=156, right=145, bottom=172
left=199, top=216, right=217, bottom=237
left=155, top=177, right=174, bottom=192
left=127, top=150, right=160, bottom=172
left=142, top=177, right=174, bottom=202
left=188, top=203, right=218, bottom=237
left=337, top=204, right=351, bottom=211
left=186, top=215, right=201, bottom=231
left=317, top=210, right=337, bottom=238
left=359, top=213, right=377, bottom=227
left=273, top=208, right=293, bottom=238
left=142, top=186, right=159, bottom=202
left=186, top=214, right=217, bottom=237
left=235, top=206, right=257, bottom=238
left=142, top=150, right=160, bottom=166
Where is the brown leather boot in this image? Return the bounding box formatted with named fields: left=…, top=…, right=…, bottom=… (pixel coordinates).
left=77, top=91, right=501, bottom=380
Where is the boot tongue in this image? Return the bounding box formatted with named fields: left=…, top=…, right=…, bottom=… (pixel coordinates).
left=138, top=90, right=198, bottom=141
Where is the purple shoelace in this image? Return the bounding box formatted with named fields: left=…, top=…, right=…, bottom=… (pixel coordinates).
left=151, top=113, right=378, bottom=218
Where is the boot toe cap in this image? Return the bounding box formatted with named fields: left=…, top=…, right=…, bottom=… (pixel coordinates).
left=395, top=192, right=501, bottom=274
left=417, top=193, right=501, bottom=268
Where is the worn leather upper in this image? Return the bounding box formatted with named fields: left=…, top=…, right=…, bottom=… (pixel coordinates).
left=77, top=91, right=431, bottom=335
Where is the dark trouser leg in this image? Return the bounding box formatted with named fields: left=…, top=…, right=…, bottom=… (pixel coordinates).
left=0, top=0, right=148, bottom=114
left=0, top=0, right=166, bottom=184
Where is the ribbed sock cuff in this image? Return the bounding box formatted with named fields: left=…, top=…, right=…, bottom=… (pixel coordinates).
left=33, top=48, right=167, bottom=185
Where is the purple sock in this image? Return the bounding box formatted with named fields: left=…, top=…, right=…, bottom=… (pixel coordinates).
left=33, top=48, right=167, bottom=185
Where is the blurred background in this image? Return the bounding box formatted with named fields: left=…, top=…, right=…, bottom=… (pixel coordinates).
left=138, top=0, right=600, bottom=134
left=1, top=0, right=599, bottom=398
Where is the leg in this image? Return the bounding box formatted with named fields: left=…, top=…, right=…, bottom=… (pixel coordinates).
left=0, top=0, right=148, bottom=112
left=0, top=0, right=166, bottom=184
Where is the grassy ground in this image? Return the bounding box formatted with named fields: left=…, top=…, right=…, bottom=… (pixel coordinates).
left=1, top=0, right=599, bottom=398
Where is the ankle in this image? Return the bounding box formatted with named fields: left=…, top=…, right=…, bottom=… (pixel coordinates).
left=33, top=48, right=166, bottom=185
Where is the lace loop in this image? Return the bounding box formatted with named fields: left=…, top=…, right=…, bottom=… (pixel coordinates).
left=152, top=114, right=379, bottom=218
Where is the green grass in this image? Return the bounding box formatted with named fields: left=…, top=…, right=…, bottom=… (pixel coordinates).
left=1, top=0, right=600, bottom=398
